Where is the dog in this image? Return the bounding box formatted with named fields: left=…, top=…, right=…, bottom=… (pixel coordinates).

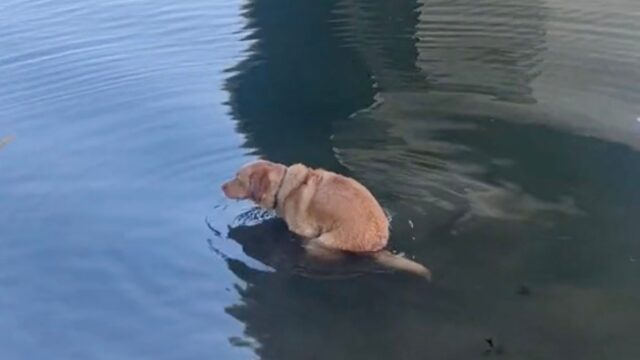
left=222, top=160, right=431, bottom=280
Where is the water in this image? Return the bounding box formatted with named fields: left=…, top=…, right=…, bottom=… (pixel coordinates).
left=1, top=0, right=639, bottom=359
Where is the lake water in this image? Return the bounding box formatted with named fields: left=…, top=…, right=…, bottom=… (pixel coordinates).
left=1, top=0, right=639, bottom=359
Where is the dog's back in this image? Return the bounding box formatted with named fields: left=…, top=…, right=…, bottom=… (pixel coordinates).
left=307, top=168, right=389, bottom=252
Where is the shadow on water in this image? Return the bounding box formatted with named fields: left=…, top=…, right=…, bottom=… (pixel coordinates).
left=215, top=216, right=480, bottom=360
left=218, top=0, right=640, bottom=359
left=211, top=215, right=393, bottom=281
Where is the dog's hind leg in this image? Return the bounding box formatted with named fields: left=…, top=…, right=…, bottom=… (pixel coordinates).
left=303, top=239, right=345, bottom=262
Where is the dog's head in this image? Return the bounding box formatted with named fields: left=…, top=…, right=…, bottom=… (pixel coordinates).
left=222, top=160, right=286, bottom=208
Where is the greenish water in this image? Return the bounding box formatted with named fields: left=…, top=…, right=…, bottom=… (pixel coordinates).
left=1, top=0, right=639, bottom=359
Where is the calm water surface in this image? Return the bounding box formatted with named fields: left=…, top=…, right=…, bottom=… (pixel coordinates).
left=1, top=0, right=640, bottom=359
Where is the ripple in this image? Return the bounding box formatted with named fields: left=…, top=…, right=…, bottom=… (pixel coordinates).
left=333, top=101, right=588, bottom=223
left=0, top=0, right=250, bottom=358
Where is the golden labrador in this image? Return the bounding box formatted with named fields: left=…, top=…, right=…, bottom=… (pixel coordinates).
left=222, top=160, right=431, bottom=279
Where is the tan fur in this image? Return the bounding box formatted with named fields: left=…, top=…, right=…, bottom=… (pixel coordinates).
left=372, top=251, right=432, bottom=280
left=222, top=160, right=431, bottom=279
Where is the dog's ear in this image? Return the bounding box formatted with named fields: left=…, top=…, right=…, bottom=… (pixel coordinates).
left=249, top=168, right=271, bottom=203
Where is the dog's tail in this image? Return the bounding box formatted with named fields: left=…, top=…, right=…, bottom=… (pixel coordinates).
left=371, top=250, right=432, bottom=281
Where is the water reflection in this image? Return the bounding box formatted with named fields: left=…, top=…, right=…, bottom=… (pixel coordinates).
left=332, top=0, right=640, bottom=148
left=216, top=214, right=391, bottom=280
left=219, top=216, right=472, bottom=360
left=225, top=0, right=375, bottom=169
left=332, top=0, right=424, bottom=90
left=220, top=0, right=640, bottom=358
left=414, top=0, right=547, bottom=103
left=333, top=112, right=586, bottom=223
left=333, top=0, right=547, bottom=103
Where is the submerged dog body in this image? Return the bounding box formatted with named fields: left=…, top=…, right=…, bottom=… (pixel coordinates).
left=222, top=160, right=431, bottom=279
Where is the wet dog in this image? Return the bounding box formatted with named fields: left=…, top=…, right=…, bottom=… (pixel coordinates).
left=222, top=160, right=431, bottom=279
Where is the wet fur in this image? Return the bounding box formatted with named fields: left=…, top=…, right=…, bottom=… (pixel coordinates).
left=222, top=160, right=431, bottom=279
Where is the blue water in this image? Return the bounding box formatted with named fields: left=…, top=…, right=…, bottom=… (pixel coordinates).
left=1, top=0, right=640, bottom=359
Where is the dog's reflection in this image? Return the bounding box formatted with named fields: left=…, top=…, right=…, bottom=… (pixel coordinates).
left=210, top=216, right=390, bottom=280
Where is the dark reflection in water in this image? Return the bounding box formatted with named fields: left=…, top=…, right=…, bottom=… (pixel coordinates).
left=413, top=0, right=547, bottom=103
left=332, top=0, right=547, bottom=102
left=216, top=214, right=390, bottom=280
left=223, top=0, right=640, bottom=359
left=225, top=0, right=375, bottom=169
left=2, top=0, right=640, bottom=357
